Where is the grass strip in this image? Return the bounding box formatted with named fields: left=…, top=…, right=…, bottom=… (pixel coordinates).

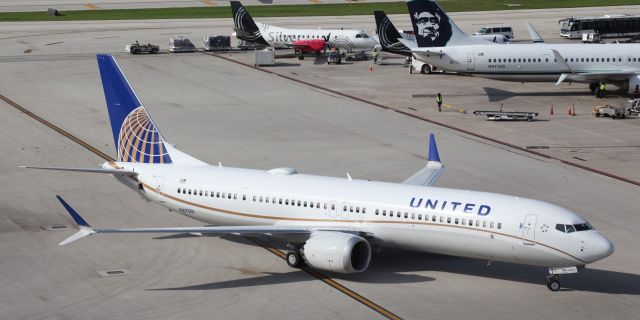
left=1, top=1, right=639, bottom=22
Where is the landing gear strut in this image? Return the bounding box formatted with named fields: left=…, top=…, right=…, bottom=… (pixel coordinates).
left=286, top=251, right=303, bottom=268
left=546, top=275, right=561, bottom=291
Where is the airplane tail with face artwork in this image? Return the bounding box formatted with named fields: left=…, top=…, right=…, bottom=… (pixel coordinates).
left=230, top=1, right=270, bottom=46
left=406, top=0, right=490, bottom=47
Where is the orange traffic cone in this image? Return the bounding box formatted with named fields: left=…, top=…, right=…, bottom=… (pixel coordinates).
left=567, top=105, right=572, bottom=115
left=368, top=65, right=373, bottom=72
left=550, top=104, right=554, bottom=115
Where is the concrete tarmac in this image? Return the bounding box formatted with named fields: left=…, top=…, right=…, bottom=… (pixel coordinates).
left=1, top=7, right=639, bottom=320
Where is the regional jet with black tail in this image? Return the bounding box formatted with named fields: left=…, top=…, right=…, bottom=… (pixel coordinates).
left=26, top=54, right=613, bottom=291
left=405, top=0, right=640, bottom=93
left=230, top=1, right=377, bottom=52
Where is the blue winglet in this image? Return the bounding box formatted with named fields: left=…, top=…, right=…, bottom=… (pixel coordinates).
left=56, top=195, right=91, bottom=227
left=428, top=133, right=441, bottom=162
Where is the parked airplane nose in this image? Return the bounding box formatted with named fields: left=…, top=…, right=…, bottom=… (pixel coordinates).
left=584, top=233, right=614, bottom=263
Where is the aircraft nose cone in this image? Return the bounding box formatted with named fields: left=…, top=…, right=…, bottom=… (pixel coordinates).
left=586, top=234, right=614, bottom=263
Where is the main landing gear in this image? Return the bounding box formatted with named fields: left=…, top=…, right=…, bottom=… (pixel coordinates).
left=286, top=251, right=303, bottom=268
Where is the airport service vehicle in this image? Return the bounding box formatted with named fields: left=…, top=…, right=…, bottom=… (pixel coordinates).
left=593, top=105, right=626, bottom=119
left=627, top=99, right=640, bottom=115
left=125, top=41, right=159, bottom=54
left=345, top=51, right=368, bottom=62
left=473, top=110, right=538, bottom=122
left=26, top=54, right=614, bottom=292
left=230, top=1, right=377, bottom=52
left=169, top=36, right=196, bottom=53
left=560, top=15, right=640, bottom=39
left=203, top=36, right=231, bottom=51
left=327, top=52, right=342, bottom=64
left=404, top=0, right=640, bottom=94
left=474, top=26, right=514, bottom=40
left=581, top=33, right=601, bottom=44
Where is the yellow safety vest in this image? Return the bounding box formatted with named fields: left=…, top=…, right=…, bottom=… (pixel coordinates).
left=435, top=96, right=443, bottom=103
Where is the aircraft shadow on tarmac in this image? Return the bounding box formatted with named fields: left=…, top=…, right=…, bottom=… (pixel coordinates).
left=482, top=87, right=620, bottom=102
left=152, top=234, right=639, bottom=294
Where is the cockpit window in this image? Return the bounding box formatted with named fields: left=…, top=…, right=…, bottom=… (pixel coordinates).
left=355, top=33, right=369, bottom=38
left=574, top=223, right=593, bottom=231
left=556, top=223, right=593, bottom=233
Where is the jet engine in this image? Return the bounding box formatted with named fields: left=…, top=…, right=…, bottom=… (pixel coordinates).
left=628, top=74, right=640, bottom=93
left=302, top=232, right=371, bottom=273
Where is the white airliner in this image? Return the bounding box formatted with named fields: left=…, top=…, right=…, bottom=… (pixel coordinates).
left=26, top=54, right=613, bottom=291
left=230, top=1, right=377, bottom=51
left=405, top=0, right=640, bottom=93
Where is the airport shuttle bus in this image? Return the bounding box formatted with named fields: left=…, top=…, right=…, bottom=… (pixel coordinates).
left=560, top=15, right=640, bottom=39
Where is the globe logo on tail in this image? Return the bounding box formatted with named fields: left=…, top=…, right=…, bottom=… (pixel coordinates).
left=117, top=106, right=172, bottom=164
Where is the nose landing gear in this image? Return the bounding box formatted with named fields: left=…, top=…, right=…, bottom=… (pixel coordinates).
left=546, top=275, right=561, bottom=291
left=546, top=266, right=578, bottom=291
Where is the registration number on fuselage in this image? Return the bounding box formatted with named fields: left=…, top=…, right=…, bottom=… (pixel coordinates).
left=178, top=208, right=195, bottom=215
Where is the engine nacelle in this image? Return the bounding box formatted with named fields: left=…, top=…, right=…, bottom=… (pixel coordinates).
left=302, top=232, right=371, bottom=273
left=628, top=75, right=640, bottom=93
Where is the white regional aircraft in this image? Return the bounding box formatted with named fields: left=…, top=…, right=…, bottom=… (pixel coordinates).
left=230, top=1, right=377, bottom=51
left=27, top=55, right=613, bottom=291
left=405, top=0, right=640, bottom=93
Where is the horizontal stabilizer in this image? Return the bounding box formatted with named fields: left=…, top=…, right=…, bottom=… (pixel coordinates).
left=21, top=166, right=137, bottom=176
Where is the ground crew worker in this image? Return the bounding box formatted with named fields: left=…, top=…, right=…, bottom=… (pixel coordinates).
left=634, top=85, right=639, bottom=99
left=599, top=82, right=606, bottom=98
left=435, top=93, right=443, bottom=112
left=373, top=49, right=379, bottom=64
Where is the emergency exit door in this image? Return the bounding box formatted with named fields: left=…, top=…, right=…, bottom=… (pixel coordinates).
left=522, top=214, right=538, bottom=245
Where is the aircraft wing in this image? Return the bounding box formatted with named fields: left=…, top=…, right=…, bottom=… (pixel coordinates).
left=402, top=133, right=445, bottom=187
left=568, top=71, right=640, bottom=82
left=55, top=196, right=364, bottom=245
left=21, top=166, right=137, bottom=176
left=287, top=43, right=314, bottom=51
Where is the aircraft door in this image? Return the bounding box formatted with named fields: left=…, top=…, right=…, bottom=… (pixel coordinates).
left=153, top=175, right=165, bottom=203
left=522, top=214, right=538, bottom=245
left=466, top=53, right=475, bottom=70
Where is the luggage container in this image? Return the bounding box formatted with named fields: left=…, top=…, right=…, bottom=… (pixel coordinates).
left=169, top=36, right=196, bottom=53
left=203, top=36, right=231, bottom=51
left=255, top=48, right=275, bottom=66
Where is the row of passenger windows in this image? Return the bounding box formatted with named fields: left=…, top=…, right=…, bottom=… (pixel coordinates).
left=374, top=209, right=502, bottom=229
left=176, top=187, right=502, bottom=230
left=488, top=57, right=635, bottom=64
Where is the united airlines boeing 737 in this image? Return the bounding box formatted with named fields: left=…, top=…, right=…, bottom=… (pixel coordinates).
left=230, top=1, right=377, bottom=52
left=405, top=0, right=640, bottom=93
left=26, top=55, right=613, bottom=291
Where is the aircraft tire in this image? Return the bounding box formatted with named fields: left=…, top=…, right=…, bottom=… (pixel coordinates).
left=547, top=279, right=561, bottom=291
left=286, top=251, right=302, bottom=268
left=421, top=64, right=432, bottom=74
